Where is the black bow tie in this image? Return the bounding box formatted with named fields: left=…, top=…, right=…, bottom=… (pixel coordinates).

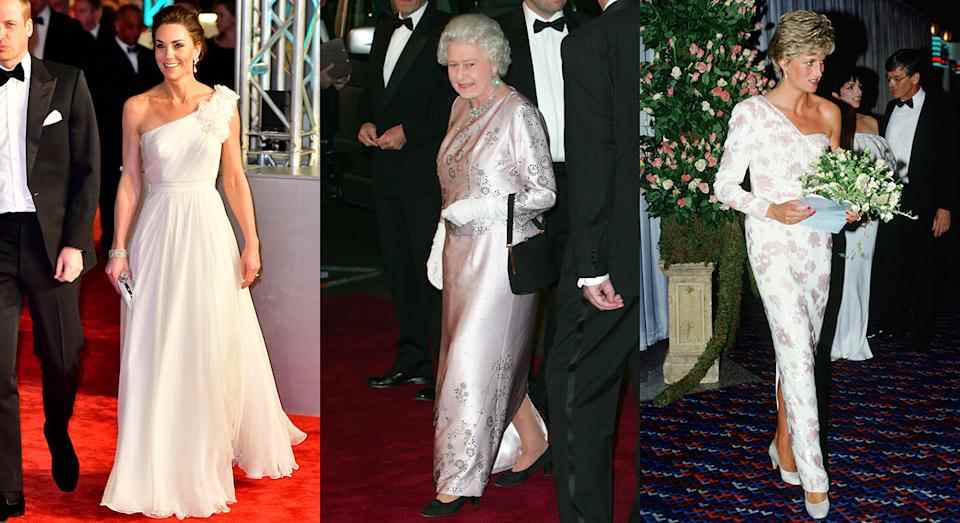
left=394, top=17, right=413, bottom=31
left=533, top=18, right=566, bottom=33
left=0, top=63, right=25, bottom=87
left=33, top=16, right=43, bottom=25
left=127, top=45, right=138, bottom=54
left=895, top=98, right=914, bottom=109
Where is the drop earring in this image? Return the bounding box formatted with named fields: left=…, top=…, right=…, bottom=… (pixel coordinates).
left=492, top=77, right=502, bottom=86
left=193, top=56, right=199, bottom=74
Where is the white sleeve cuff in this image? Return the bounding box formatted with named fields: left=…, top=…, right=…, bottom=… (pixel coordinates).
left=577, top=274, right=610, bottom=288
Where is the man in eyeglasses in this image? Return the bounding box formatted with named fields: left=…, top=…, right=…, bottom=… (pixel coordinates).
left=871, top=48, right=958, bottom=353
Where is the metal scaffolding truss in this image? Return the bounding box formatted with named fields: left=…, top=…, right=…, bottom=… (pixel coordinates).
left=238, top=0, right=322, bottom=172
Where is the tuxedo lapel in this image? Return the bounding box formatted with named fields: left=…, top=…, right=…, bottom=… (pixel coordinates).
left=368, top=18, right=393, bottom=104
left=907, top=94, right=935, bottom=181
left=110, top=42, right=136, bottom=77
left=26, top=57, right=57, bottom=178
left=379, top=8, right=436, bottom=110
left=503, top=10, right=537, bottom=105
left=880, top=101, right=895, bottom=137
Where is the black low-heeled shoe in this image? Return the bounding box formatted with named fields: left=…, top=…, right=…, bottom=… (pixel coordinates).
left=494, top=448, right=551, bottom=487
left=420, top=496, right=479, bottom=518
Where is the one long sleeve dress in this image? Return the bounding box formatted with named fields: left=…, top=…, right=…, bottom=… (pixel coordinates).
left=714, top=95, right=831, bottom=493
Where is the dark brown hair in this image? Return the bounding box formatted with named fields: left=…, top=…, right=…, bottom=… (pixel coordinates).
left=152, top=4, right=207, bottom=59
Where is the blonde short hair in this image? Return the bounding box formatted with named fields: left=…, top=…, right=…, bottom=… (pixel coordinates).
left=768, top=10, right=835, bottom=79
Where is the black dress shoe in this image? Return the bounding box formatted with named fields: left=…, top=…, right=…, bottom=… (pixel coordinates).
left=420, top=496, right=478, bottom=517
left=494, top=448, right=551, bottom=487
left=44, top=430, right=80, bottom=492
left=414, top=387, right=435, bottom=401
left=368, top=370, right=431, bottom=389
left=0, top=493, right=25, bottom=521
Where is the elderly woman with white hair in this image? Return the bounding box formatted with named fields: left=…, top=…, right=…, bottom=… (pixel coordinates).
left=421, top=13, right=555, bottom=518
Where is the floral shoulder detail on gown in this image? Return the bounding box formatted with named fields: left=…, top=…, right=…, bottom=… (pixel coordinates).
left=196, top=85, right=240, bottom=143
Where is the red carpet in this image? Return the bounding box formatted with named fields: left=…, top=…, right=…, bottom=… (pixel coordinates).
left=17, top=264, right=320, bottom=522
left=321, top=294, right=642, bottom=522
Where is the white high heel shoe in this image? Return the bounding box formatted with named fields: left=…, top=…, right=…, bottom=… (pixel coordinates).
left=767, top=442, right=801, bottom=485
left=804, top=494, right=829, bottom=520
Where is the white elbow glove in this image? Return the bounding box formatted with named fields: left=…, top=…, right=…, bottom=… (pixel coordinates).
left=426, top=220, right=445, bottom=290
left=440, top=197, right=507, bottom=227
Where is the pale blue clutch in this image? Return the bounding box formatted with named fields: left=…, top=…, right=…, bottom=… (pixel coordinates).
left=797, top=196, right=848, bottom=233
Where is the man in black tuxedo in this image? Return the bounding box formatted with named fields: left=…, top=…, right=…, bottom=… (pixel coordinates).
left=358, top=0, right=453, bottom=400
left=28, top=0, right=94, bottom=70
left=87, top=4, right=160, bottom=251
left=72, top=0, right=113, bottom=46
left=498, top=0, right=587, bottom=429
left=546, top=0, right=645, bottom=520
left=0, top=0, right=100, bottom=518
left=872, top=48, right=958, bottom=353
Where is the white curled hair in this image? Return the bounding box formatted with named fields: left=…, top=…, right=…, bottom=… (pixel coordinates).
left=437, top=14, right=511, bottom=77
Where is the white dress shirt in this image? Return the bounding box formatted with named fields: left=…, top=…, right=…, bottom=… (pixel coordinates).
left=117, top=36, right=139, bottom=73
left=523, top=2, right=566, bottom=162
left=0, top=53, right=38, bottom=213
left=382, top=1, right=428, bottom=87
left=90, top=23, right=100, bottom=38
left=603, top=0, right=619, bottom=11
left=30, top=5, right=51, bottom=59
left=884, top=88, right=925, bottom=185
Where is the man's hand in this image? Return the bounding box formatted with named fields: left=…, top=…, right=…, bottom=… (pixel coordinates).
left=933, top=208, right=951, bottom=238
left=582, top=279, right=624, bottom=311
left=357, top=122, right=379, bottom=147
left=376, top=125, right=407, bottom=150
left=319, top=63, right=335, bottom=89
left=333, top=74, right=350, bottom=90
left=320, top=64, right=350, bottom=90
left=54, top=247, right=83, bottom=283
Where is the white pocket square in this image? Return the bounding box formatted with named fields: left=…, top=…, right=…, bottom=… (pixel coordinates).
left=42, top=110, right=63, bottom=127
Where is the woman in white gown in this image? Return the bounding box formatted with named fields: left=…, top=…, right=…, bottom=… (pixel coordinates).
left=714, top=11, right=858, bottom=520
left=826, top=70, right=897, bottom=361
left=100, top=5, right=305, bottom=518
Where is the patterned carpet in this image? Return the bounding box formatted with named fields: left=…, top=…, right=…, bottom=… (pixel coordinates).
left=630, top=299, right=960, bottom=522
left=321, top=293, right=960, bottom=522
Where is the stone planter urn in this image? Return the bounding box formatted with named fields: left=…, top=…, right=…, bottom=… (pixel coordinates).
left=660, top=262, right=719, bottom=384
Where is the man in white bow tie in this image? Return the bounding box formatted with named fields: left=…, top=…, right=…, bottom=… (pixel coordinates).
left=0, top=0, right=100, bottom=519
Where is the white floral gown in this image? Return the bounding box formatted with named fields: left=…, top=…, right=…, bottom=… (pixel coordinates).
left=100, top=85, right=306, bottom=519
left=714, top=95, right=831, bottom=493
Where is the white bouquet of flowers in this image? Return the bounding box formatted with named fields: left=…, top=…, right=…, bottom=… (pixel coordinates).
left=801, top=149, right=913, bottom=223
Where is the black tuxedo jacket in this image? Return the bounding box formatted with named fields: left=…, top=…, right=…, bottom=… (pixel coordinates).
left=499, top=7, right=587, bottom=106
left=881, top=90, right=958, bottom=216
left=93, top=22, right=114, bottom=47
left=561, top=0, right=641, bottom=295
left=88, top=39, right=162, bottom=179
left=26, top=57, right=100, bottom=272
left=360, top=5, right=454, bottom=195
left=41, top=10, right=95, bottom=71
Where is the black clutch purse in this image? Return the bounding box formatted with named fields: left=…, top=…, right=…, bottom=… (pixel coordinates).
left=507, top=193, right=558, bottom=294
